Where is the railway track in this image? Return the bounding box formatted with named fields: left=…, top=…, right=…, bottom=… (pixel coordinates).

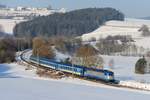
left=20, top=50, right=150, bottom=91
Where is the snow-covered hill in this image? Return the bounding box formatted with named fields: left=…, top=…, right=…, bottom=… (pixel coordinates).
left=0, top=19, right=26, bottom=34
left=82, top=18, right=150, bottom=49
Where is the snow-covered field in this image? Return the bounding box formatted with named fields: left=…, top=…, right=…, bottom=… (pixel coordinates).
left=0, top=63, right=150, bottom=100
left=103, top=55, right=150, bottom=90
left=0, top=19, right=26, bottom=34
left=82, top=18, right=150, bottom=49
left=103, top=56, right=140, bottom=81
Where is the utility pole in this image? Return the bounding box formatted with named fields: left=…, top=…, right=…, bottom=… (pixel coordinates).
left=36, top=46, right=43, bottom=69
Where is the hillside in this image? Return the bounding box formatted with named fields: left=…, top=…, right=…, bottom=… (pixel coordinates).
left=0, top=19, right=25, bottom=34
left=13, top=8, right=124, bottom=38
left=82, top=18, right=150, bottom=49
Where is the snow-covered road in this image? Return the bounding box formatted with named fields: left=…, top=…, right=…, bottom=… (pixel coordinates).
left=0, top=63, right=150, bottom=100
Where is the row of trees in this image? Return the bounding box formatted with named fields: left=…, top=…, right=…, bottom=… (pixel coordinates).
left=96, top=35, right=132, bottom=55
left=32, top=36, right=104, bottom=69
left=94, top=35, right=149, bottom=57
left=0, top=36, right=33, bottom=63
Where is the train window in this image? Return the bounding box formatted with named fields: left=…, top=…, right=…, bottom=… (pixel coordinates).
left=65, top=66, right=67, bottom=70
left=74, top=68, right=77, bottom=72
left=86, top=70, right=104, bottom=76
left=62, top=65, right=65, bottom=69
left=69, top=67, right=71, bottom=71
left=59, top=65, right=62, bottom=68
left=63, top=66, right=65, bottom=69
left=77, top=68, right=81, bottom=72
left=55, top=64, right=58, bottom=67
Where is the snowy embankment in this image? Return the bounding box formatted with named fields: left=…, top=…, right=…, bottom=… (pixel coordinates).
left=120, top=81, right=150, bottom=91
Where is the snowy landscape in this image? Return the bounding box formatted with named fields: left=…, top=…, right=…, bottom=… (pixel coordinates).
left=0, top=2, right=150, bottom=100
left=1, top=17, right=150, bottom=99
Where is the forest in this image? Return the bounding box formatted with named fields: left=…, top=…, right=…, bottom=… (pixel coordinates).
left=13, top=8, right=124, bottom=38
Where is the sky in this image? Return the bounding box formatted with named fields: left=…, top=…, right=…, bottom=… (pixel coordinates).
left=0, top=0, right=150, bottom=18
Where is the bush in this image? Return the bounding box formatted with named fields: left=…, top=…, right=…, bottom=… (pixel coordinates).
left=135, top=57, right=147, bottom=74
left=139, top=25, right=150, bottom=36
left=0, top=38, right=16, bottom=63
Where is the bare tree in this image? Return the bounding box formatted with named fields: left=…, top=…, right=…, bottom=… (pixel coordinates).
left=139, top=25, right=150, bottom=36
left=74, top=45, right=103, bottom=69
left=0, top=24, right=4, bottom=32
left=32, top=37, right=55, bottom=59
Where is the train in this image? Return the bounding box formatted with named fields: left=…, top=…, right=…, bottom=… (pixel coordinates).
left=29, top=55, right=116, bottom=82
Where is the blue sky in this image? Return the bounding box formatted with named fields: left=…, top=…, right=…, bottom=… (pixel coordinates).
left=0, top=0, right=149, bottom=18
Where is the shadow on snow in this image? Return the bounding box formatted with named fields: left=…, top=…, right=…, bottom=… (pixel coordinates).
left=0, top=64, right=20, bottom=78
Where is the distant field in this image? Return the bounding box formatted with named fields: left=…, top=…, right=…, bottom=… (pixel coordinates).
left=0, top=19, right=26, bottom=34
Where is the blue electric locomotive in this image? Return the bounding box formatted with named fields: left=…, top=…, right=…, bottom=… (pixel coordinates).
left=30, top=55, right=115, bottom=82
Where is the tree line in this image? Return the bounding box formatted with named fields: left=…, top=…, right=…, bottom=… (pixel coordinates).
left=32, top=36, right=104, bottom=69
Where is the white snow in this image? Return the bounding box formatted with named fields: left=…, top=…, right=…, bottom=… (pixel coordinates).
left=21, top=50, right=32, bottom=61
left=120, top=81, right=150, bottom=90
left=0, top=19, right=26, bottom=34
left=0, top=63, right=37, bottom=78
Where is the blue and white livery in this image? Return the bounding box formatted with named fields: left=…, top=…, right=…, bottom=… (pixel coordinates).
left=30, top=55, right=115, bottom=82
